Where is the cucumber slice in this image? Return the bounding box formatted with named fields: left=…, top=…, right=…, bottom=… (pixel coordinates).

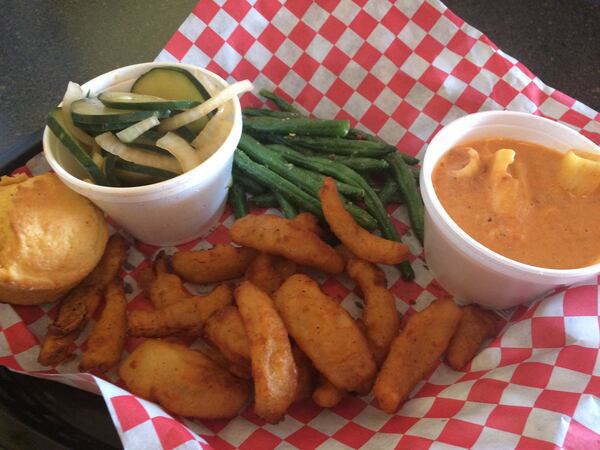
left=176, top=126, right=196, bottom=143
left=114, top=158, right=179, bottom=180
left=71, top=97, right=171, bottom=125
left=131, top=66, right=212, bottom=134
left=98, top=91, right=199, bottom=111
left=104, top=154, right=122, bottom=187
left=47, top=108, right=107, bottom=185
left=131, top=142, right=172, bottom=157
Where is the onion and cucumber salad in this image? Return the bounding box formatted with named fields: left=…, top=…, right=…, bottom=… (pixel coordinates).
left=47, top=66, right=252, bottom=186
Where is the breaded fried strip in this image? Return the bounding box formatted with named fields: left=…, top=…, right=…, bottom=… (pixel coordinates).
left=231, top=215, right=344, bottom=274
left=127, top=284, right=233, bottom=337
left=292, top=345, right=317, bottom=403
left=203, top=305, right=251, bottom=378
left=79, top=279, right=127, bottom=372
left=245, top=252, right=297, bottom=294
left=171, top=244, right=257, bottom=284
left=320, top=177, right=408, bottom=265
left=139, top=253, right=193, bottom=309
left=374, top=298, right=462, bottom=413
left=291, top=212, right=325, bottom=238
left=313, top=375, right=345, bottom=408
left=274, top=274, right=376, bottom=393
left=236, top=281, right=297, bottom=423
left=347, top=259, right=400, bottom=366
left=446, top=305, right=498, bottom=370
left=38, top=235, right=128, bottom=366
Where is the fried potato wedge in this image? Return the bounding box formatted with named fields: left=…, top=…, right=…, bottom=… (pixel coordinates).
left=79, top=279, right=127, bottom=372
left=235, top=281, right=297, bottom=423
left=171, top=244, right=257, bottom=284
left=139, top=253, right=193, bottom=309
left=203, top=305, right=251, bottom=379
left=446, top=305, right=499, bottom=370
left=230, top=215, right=344, bottom=274
left=374, top=298, right=462, bottom=413
left=313, top=375, right=345, bottom=408
left=320, top=177, right=408, bottom=265
left=127, top=284, right=233, bottom=337
left=291, top=212, right=325, bottom=238
left=292, top=345, right=317, bottom=403
left=347, top=259, right=400, bottom=366
left=274, top=274, right=376, bottom=393
left=245, top=252, right=298, bottom=294
left=119, top=340, right=248, bottom=419
left=38, top=235, right=128, bottom=366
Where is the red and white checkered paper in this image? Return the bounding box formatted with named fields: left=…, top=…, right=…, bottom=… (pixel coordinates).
left=2, top=1, right=600, bottom=449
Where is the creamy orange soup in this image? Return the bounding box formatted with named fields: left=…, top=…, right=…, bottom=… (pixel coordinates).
left=432, top=138, right=600, bottom=269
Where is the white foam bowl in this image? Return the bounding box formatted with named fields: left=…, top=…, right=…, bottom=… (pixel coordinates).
left=43, top=62, right=242, bottom=246
left=420, top=111, right=600, bottom=309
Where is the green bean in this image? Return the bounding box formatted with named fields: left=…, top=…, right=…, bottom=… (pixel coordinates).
left=274, top=191, right=297, bottom=218
left=270, top=145, right=399, bottom=241
left=228, top=180, right=248, bottom=219
left=243, top=117, right=350, bottom=138
left=346, top=127, right=382, bottom=142
left=377, top=177, right=403, bottom=205
left=333, top=156, right=390, bottom=172
left=233, top=149, right=323, bottom=218
left=280, top=135, right=394, bottom=157
left=399, top=261, right=415, bottom=281
left=232, top=168, right=265, bottom=195
left=243, top=108, right=300, bottom=118
left=104, top=154, right=122, bottom=187
left=239, top=135, right=364, bottom=199
left=249, top=192, right=278, bottom=208
left=258, top=89, right=302, bottom=114
left=387, top=152, right=425, bottom=245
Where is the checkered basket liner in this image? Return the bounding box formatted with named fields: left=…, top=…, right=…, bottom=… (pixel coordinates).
left=1, top=1, right=599, bottom=449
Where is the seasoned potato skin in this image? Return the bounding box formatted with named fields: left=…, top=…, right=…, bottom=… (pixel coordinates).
left=119, top=340, right=248, bottom=420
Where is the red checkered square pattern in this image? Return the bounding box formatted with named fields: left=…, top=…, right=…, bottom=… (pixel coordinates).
left=1, top=1, right=599, bottom=449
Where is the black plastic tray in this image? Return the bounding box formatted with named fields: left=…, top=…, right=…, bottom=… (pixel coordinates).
left=0, top=132, right=122, bottom=450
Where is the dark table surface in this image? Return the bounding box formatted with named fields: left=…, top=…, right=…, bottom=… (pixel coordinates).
left=0, top=0, right=599, bottom=449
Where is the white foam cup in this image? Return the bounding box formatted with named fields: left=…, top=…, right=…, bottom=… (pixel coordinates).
left=43, top=62, right=242, bottom=246
left=420, top=111, right=600, bottom=309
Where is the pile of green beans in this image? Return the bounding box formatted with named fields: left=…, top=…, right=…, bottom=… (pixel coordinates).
left=227, top=90, right=426, bottom=281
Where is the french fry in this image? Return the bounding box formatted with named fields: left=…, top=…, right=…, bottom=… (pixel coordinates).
left=319, top=177, right=408, bottom=265
left=235, top=281, right=297, bottom=423
left=38, top=235, right=128, bottom=366
left=274, top=274, right=376, bottom=393
left=245, top=252, right=297, bottom=294
left=313, top=375, right=345, bottom=408
left=446, top=305, right=498, bottom=370
left=171, top=244, right=257, bottom=284
left=127, top=284, right=233, bottom=337
left=139, top=253, right=193, bottom=309
left=119, top=340, right=249, bottom=420
left=230, top=214, right=344, bottom=274
left=203, top=305, right=251, bottom=379
left=373, top=298, right=462, bottom=413
left=79, top=279, right=127, bottom=372
left=347, top=258, right=400, bottom=366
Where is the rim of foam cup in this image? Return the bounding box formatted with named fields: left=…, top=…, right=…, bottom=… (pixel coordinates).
left=43, top=62, right=242, bottom=200
left=421, top=110, right=600, bottom=279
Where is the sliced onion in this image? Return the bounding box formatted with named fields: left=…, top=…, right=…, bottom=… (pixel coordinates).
left=158, top=80, right=253, bottom=133
left=116, top=116, right=160, bottom=143
left=156, top=132, right=202, bottom=172
left=95, top=132, right=181, bottom=173
left=450, top=147, right=481, bottom=178
left=559, top=150, right=600, bottom=196
left=61, top=82, right=95, bottom=147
